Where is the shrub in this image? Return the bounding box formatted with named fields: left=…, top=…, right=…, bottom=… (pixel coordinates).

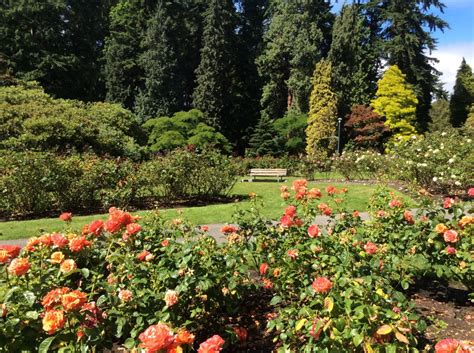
left=344, top=105, right=388, bottom=151
left=0, top=150, right=236, bottom=218
left=142, top=109, right=231, bottom=153
left=0, top=183, right=472, bottom=351
left=0, top=82, right=144, bottom=158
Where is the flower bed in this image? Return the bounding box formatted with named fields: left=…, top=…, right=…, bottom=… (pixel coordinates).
left=0, top=183, right=473, bottom=352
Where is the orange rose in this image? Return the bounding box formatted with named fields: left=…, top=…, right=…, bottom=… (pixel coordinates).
left=198, top=335, right=225, bottom=353
left=443, top=230, right=459, bottom=243
left=164, top=290, right=178, bottom=307
left=61, top=290, right=87, bottom=311
left=50, top=251, right=65, bottom=264
left=60, top=259, right=77, bottom=273
left=42, top=310, right=66, bottom=335
left=175, top=329, right=195, bottom=345
left=118, top=289, right=133, bottom=302
left=59, top=212, right=72, bottom=222
left=88, top=220, right=104, bottom=236
left=8, top=258, right=30, bottom=276
left=435, top=223, right=448, bottom=234
left=139, top=323, right=175, bottom=352
left=459, top=216, right=474, bottom=228
left=312, top=277, right=333, bottom=293
left=0, top=245, right=21, bottom=260
left=69, top=236, right=90, bottom=252
left=0, top=250, right=9, bottom=264
left=104, top=219, right=122, bottom=233
left=51, top=233, right=69, bottom=248
left=42, top=287, right=71, bottom=310
left=308, top=188, right=322, bottom=199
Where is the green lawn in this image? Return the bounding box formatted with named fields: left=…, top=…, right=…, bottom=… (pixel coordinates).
left=0, top=178, right=407, bottom=240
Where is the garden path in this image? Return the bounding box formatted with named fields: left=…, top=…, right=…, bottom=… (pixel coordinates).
left=0, top=212, right=372, bottom=247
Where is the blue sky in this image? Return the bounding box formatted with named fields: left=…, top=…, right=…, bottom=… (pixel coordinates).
left=331, top=0, right=474, bottom=92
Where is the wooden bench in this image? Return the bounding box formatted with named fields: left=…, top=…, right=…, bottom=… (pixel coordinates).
left=244, top=168, right=287, bottom=182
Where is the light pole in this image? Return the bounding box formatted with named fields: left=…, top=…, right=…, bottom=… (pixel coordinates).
left=337, top=117, right=342, bottom=154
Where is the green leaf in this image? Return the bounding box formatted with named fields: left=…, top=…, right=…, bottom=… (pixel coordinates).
left=38, top=336, right=56, bottom=353
left=3, top=286, right=20, bottom=302
left=123, top=338, right=135, bottom=349
left=270, top=296, right=282, bottom=306
left=25, top=311, right=39, bottom=320
left=352, top=333, right=364, bottom=347
left=81, top=268, right=90, bottom=278
left=23, top=291, right=36, bottom=306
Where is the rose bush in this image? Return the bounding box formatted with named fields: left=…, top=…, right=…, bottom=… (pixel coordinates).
left=0, top=181, right=472, bottom=352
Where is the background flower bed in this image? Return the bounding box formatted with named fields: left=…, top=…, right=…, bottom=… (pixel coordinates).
left=0, top=183, right=472, bottom=352
left=0, top=149, right=237, bottom=219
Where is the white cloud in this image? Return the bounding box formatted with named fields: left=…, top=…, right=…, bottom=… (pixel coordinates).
left=431, top=42, right=474, bottom=92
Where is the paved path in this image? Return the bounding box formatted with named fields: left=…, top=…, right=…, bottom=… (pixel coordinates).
left=0, top=212, right=373, bottom=247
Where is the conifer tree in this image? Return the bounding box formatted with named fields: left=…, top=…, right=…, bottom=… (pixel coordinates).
left=134, top=2, right=184, bottom=121
left=258, top=0, right=333, bottom=120
left=193, top=0, right=237, bottom=130
left=375, top=0, right=448, bottom=131
left=104, top=0, right=148, bottom=109
left=371, top=65, right=418, bottom=145
left=306, top=60, right=338, bottom=160
left=428, top=99, right=451, bottom=132
left=328, top=4, right=380, bottom=120
left=247, top=115, right=282, bottom=157
left=450, top=58, right=474, bottom=127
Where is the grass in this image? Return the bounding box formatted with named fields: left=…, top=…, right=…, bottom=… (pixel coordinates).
left=0, top=178, right=408, bottom=240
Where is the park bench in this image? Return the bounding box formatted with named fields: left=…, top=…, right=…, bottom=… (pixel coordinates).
left=245, top=168, right=287, bottom=182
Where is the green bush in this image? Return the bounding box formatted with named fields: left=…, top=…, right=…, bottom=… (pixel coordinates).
left=0, top=150, right=237, bottom=218
left=142, top=109, right=231, bottom=153
left=0, top=82, right=144, bottom=159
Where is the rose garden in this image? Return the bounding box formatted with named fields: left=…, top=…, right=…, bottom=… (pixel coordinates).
left=1, top=0, right=474, bottom=352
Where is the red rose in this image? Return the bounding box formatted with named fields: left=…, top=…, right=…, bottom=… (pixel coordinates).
left=326, top=185, right=336, bottom=195
left=443, top=230, right=459, bottom=243
left=353, top=210, right=360, bottom=218
left=104, top=219, right=122, bottom=233
left=59, top=212, right=72, bottom=222
left=403, top=210, right=414, bottom=224
left=8, top=258, right=30, bottom=276
left=443, top=198, right=455, bottom=209
left=312, top=277, right=333, bottom=293
left=89, top=220, right=104, bottom=236
left=287, top=249, right=298, bottom=260
left=0, top=245, right=21, bottom=262
left=198, top=335, right=225, bottom=353
left=364, top=242, right=378, bottom=255
left=468, top=188, right=474, bottom=197
left=139, top=324, right=175, bottom=352
left=220, top=224, right=237, bottom=234
left=308, top=224, right=321, bottom=238
left=389, top=199, right=402, bottom=208
left=259, top=263, right=269, bottom=275
left=51, top=233, right=68, bottom=248
left=201, top=225, right=209, bottom=232
left=445, top=246, right=456, bottom=255
left=284, top=205, right=297, bottom=217
left=69, top=236, right=91, bottom=252
left=280, top=214, right=293, bottom=228
left=126, top=223, right=142, bottom=236
left=435, top=338, right=468, bottom=353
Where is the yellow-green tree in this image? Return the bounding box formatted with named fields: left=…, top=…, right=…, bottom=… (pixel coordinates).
left=305, top=60, right=338, bottom=159
left=371, top=65, right=418, bottom=146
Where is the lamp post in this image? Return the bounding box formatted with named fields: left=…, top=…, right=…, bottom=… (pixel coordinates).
left=337, top=117, right=342, bottom=154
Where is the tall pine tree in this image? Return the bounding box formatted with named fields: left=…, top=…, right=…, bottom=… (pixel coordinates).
left=328, top=4, right=381, bottom=121
left=192, top=0, right=237, bottom=131
left=306, top=60, right=338, bottom=160
left=450, top=58, right=474, bottom=127
left=257, top=0, right=333, bottom=120
left=135, top=2, right=184, bottom=121
left=374, top=0, right=448, bottom=131
left=104, top=0, right=149, bottom=109
left=371, top=65, right=418, bottom=145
